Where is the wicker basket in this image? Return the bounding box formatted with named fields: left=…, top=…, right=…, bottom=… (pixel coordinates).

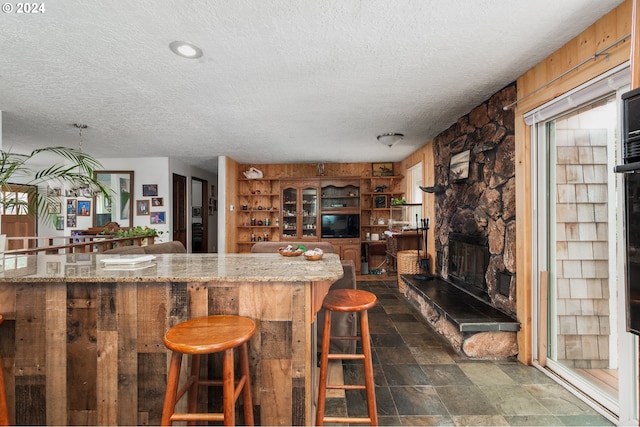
left=396, top=250, right=421, bottom=292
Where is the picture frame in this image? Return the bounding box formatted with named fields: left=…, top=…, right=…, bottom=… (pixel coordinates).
left=66, top=198, right=77, bottom=215
left=78, top=200, right=91, bottom=216
left=66, top=214, right=76, bottom=228
left=55, top=215, right=65, bottom=230
left=151, top=197, right=164, bottom=207
left=374, top=195, right=388, bottom=209
left=137, top=200, right=150, bottom=215
left=142, top=184, right=158, bottom=197
left=151, top=211, right=166, bottom=224
left=450, top=150, right=470, bottom=181
left=372, top=162, right=394, bottom=176
left=49, top=202, right=62, bottom=214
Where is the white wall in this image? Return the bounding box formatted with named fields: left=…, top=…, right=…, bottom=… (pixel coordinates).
left=31, top=155, right=218, bottom=250
left=98, top=157, right=171, bottom=241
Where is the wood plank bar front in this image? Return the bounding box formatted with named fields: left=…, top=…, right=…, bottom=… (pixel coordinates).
left=0, top=253, right=343, bottom=426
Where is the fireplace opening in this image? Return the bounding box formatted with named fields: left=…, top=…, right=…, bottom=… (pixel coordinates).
left=447, top=233, right=490, bottom=301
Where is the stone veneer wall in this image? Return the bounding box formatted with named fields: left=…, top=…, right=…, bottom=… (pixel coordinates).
left=433, top=84, right=517, bottom=316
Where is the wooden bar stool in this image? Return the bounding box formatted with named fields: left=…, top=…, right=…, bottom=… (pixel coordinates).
left=316, top=289, right=378, bottom=426
left=161, top=315, right=255, bottom=426
left=0, top=315, right=8, bottom=426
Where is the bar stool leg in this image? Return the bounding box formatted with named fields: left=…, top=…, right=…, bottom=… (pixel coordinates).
left=161, top=352, right=183, bottom=426
left=222, top=348, right=235, bottom=426
left=359, top=310, right=378, bottom=426
left=186, top=354, right=201, bottom=426
left=315, top=310, right=332, bottom=426
left=239, top=341, right=254, bottom=426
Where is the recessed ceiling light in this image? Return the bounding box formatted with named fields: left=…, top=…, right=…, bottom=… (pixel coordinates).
left=169, top=41, right=203, bottom=59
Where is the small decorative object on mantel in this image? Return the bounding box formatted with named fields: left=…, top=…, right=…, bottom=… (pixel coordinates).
left=243, top=167, right=263, bottom=179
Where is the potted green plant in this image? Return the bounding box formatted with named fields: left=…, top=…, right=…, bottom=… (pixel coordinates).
left=109, top=226, right=165, bottom=246
left=0, top=146, right=110, bottom=226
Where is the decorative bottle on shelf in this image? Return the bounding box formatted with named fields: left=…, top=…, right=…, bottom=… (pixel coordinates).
left=265, top=217, right=270, bottom=226
left=275, top=217, right=279, bottom=226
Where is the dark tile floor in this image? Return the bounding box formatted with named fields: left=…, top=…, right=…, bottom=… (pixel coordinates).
left=322, top=278, right=614, bottom=426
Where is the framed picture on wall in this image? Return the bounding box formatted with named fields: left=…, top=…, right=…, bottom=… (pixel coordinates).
left=66, top=199, right=77, bottom=215
left=55, top=215, right=64, bottom=230
left=142, top=184, right=158, bottom=197
left=151, top=197, right=164, bottom=207
left=78, top=200, right=91, bottom=216
left=151, top=211, right=166, bottom=224
left=372, top=162, right=394, bottom=176
left=374, top=195, right=388, bottom=209
left=136, top=200, right=150, bottom=215
left=450, top=150, right=470, bottom=181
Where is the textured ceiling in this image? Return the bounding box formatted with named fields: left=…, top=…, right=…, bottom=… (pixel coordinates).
left=0, top=0, right=624, bottom=173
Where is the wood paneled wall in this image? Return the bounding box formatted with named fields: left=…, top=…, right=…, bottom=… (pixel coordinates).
left=226, top=161, right=402, bottom=253
left=514, top=0, right=632, bottom=364
left=401, top=143, right=436, bottom=273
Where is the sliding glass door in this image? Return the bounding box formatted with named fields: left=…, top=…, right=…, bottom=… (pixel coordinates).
left=531, top=67, right=637, bottom=422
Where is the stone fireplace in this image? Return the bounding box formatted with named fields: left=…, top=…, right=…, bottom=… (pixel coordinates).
left=432, top=83, right=517, bottom=317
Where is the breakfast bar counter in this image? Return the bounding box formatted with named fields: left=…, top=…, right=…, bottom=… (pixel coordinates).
left=0, top=252, right=343, bottom=425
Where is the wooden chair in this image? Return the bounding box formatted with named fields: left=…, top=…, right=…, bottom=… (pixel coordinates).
left=160, top=315, right=255, bottom=426
left=316, top=289, right=378, bottom=425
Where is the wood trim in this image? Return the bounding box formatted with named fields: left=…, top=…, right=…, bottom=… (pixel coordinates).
left=632, top=0, right=640, bottom=88
left=538, top=271, right=548, bottom=367
left=514, top=0, right=632, bottom=365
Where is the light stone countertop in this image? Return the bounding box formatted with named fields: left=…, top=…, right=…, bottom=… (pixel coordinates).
left=0, top=253, right=344, bottom=283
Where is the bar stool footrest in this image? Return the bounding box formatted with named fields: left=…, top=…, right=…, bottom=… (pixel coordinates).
left=327, top=384, right=366, bottom=390
left=327, top=353, right=364, bottom=360
left=171, top=413, right=225, bottom=422
left=323, top=416, right=373, bottom=424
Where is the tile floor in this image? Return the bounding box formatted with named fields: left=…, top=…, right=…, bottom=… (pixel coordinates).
left=322, top=278, right=614, bottom=426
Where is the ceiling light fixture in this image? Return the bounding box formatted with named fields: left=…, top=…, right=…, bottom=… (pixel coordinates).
left=377, top=133, right=404, bottom=147
left=169, top=41, right=203, bottom=59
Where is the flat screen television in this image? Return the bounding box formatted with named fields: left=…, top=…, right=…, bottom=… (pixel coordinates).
left=321, top=214, right=360, bottom=238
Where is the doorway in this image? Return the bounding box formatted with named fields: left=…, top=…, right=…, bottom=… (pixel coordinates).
left=191, top=177, right=208, bottom=253
left=1, top=184, right=37, bottom=249
left=172, top=173, right=187, bottom=249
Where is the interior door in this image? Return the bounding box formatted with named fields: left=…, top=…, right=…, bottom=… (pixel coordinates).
left=172, top=173, right=187, bottom=249
left=1, top=184, right=37, bottom=250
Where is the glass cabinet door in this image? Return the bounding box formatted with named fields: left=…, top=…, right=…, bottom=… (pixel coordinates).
left=282, top=187, right=298, bottom=238
left=301, top=187, right=317, bottom=238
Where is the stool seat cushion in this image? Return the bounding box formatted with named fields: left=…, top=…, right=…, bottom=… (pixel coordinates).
left=323, top=289, right=377, bottom=312
left=164, top=315, right=255, bottom=354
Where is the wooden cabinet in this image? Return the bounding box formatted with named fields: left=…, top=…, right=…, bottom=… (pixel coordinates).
left=281, top=180, right=319, bottom=241
left=237, top=178, right=280, bottom=252
left=320, top=179, right=360, bottom=212
left=360, top=175, right=404, bottom=240
left=328, top=238, right=361, bottom=272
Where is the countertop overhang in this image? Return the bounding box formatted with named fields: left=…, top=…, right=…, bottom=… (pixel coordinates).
left=0, top=252, right=345, bottom=283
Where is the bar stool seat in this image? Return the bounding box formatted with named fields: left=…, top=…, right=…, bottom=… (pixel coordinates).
left=0, top=315, right=8, bottom=426
left=316, top=289, right=378, bottom=426
left=161, top=315, right=255, bottom=426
